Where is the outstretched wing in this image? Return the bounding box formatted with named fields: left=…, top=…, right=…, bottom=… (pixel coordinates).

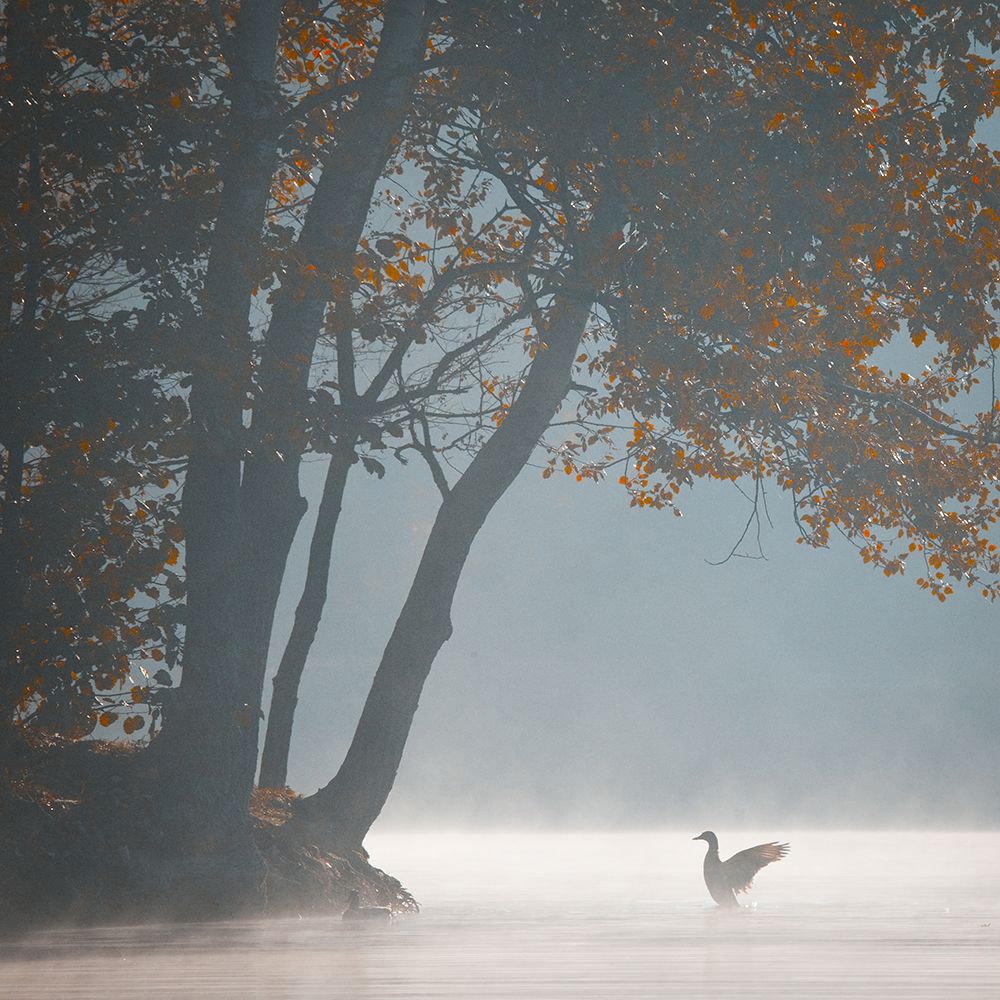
left=722, top=842, right=789, bottom=894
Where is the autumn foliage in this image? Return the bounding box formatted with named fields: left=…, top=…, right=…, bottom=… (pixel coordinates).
left=542, top=2, right=1000, bottom=601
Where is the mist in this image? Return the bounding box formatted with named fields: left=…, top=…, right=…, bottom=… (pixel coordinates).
left=4, top=1, right=1000, bottom=996
left=273, top=453, right=1000, bottom=831
left=6, top=830, right=998, bottom=998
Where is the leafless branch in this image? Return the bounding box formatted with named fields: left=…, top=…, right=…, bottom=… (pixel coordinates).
left=396, top=411, right=450, bottom=497
left=707, top=459, right=768, bottom=565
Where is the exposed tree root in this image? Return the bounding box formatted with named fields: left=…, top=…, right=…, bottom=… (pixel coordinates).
left=0, top=741, right=417, bottom=934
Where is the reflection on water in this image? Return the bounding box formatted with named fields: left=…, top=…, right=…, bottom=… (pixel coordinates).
left=2, top=831, right=998, bottom=998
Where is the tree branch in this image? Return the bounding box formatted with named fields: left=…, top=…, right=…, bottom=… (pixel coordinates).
left=826, top=375, right=999, bottom=446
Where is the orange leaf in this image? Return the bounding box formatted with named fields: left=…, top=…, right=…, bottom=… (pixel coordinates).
left=700, top=304, right=715, bottom=321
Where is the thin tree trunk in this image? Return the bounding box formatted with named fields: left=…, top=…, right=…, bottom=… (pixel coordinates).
left=291, top=283, right=599, bottom=849
left=0, top=437, right=26, bottom=728
left=233, top=0, right=427, bottom=774
left=258, top=434, right=356, bottom=789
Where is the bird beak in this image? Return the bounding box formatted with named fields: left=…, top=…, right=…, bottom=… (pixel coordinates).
left=691, top=835, right=700, bottom=841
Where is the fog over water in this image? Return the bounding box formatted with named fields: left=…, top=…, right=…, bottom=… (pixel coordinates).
left=4, top=832, right=998, bottom=998
left=271, top=459, right=1000, bottom=830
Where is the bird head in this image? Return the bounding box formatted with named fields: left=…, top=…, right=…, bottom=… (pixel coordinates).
left=692, top=831, right=719, bottom=850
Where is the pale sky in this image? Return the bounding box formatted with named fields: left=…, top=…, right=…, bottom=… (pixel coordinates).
left=267, top=440, right=999, bottom=830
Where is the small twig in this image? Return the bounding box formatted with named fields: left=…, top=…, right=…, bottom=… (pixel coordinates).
left=707, top=468, right=768, bottom=565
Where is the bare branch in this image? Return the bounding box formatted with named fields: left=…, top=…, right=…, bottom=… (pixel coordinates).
left=398, top=411, right=450, bottom=497
left=706, top=469, right=768, bottom=566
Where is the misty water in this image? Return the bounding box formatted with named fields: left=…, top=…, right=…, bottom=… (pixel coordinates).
left=3, top=831, right=997, bottom=998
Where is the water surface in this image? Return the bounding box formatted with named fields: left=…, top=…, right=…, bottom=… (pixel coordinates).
left=2, top=831, right=997, bottom=997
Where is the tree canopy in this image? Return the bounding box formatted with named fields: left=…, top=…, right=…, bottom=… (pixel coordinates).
left=541, top=1, right=1000, bottom=600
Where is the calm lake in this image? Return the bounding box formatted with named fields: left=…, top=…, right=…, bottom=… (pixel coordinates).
left=2, top=830, right=998, bottom=998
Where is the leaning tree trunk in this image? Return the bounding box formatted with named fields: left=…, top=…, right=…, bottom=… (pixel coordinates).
left=257, top=434, right=356, bottom=788
left=233, top=0, right=427, bottom=778
left=290, top=283, right=598, bottom=849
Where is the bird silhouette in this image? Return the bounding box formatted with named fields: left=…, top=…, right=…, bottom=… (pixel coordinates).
left=342, top=889, right=392, bottom=924
left=692, top=831, right=789, bottom=907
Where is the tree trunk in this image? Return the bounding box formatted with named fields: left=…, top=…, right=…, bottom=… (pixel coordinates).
left=151, top=0, right=284, bottom=870
left=150, top=2, right=428, bottom=883
left=258, top=435, right=356, bottom=789
left=291, top=284, right=597, bottom=849
left=0, top=1, right=43, bottom=738
left=233, top=0, right=427, bottom=775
